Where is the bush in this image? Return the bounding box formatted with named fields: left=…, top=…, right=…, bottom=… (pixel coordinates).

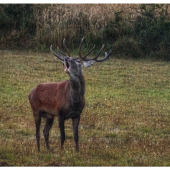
left=134, top=4, right=170, bottom=60
left=112, top=36, right=142, bottom=58
left=0, top=4, right=36, bottom=48
left=1, top=4, right=170, bottom=61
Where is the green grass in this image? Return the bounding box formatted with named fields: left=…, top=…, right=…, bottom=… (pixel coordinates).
left=1, top=50, right=170, bottom=166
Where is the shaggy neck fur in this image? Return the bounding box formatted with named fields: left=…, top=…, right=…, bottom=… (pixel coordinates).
left=68, top=70, right=85, bottom=107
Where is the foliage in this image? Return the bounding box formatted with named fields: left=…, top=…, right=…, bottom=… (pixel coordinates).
left=0, top=4, right=170, bottom=60
left=0, top=4, right=36, bottom=48
left=134, top=4, right=170, bottom=60
left=112, top=36, right=142, bottom=58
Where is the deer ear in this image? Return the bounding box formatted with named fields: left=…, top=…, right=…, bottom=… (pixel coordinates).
left=82, top=60, right=96, bottom=67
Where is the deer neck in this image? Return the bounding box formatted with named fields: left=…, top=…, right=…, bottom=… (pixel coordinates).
left=68, top=71, right=85, bottom=105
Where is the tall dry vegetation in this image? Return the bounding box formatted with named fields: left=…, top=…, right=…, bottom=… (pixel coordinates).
left=30, top=4, right=134, bottom=51
left=1, top=4, right=170, bottom=59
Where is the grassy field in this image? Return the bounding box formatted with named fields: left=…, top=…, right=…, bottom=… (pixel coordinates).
left=1, top=50, right=170, bottom=166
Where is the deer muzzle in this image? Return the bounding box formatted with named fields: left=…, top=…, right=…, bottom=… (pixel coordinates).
left=64, top=57, right=70, bottom=73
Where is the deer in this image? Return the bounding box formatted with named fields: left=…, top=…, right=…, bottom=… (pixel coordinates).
left=28, top=38, right=112, bottom=152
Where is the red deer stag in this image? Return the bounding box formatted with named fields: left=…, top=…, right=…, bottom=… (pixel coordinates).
left=29, top=38, right=112, bottom=152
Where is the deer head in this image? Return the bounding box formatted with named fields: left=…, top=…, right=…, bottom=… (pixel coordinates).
left=50, top=38, right=112, bottom=79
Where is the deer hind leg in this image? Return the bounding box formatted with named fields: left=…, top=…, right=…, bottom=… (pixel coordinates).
left=43, top=116, right=54, bottom=150
left=34, top=113, right=41, bottom=151
left=58, top=114, right=65, bottom=150
left=72, top=116, right=80, bottom=152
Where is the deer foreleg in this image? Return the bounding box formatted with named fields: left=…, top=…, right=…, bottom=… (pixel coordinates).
left=34, top=114, right=41, bottom=151
left=59, top=115, right=65, bottom=150
left=72, top=116, right=80, bottom=152
left=43, top=117, right=54, bottom=150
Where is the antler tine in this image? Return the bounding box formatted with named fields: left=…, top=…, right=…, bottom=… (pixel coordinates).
left=87, top=44, right=105, bottom=61
left=82, top=45, right=95, bottom=60
left=50, top=45, right=64, bottom=61
left=63, top=39, right=71, bottom=57
left=95, top=50, right=112, bottom=62
left=78, top=37, right=84, bottom=60
left=57, top=47, right=67, bottom=56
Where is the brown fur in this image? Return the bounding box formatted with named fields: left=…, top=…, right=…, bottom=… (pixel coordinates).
left=29, top=75, right=85, bottom=119
left=29, top=72, right=85, bottom=151
left=29, top=81, right=70, bottom=116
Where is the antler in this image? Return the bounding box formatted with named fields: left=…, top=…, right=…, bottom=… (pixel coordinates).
left=82, top=45, right=95, bottom=60
left=50, top=45, right=64, bottom=61
left=94, top=50, right=112, bottom=62
left=50, top=38, right=112, bottom=63
left=50, top=39, right=70, bottom=60
left=78, top=37, right=84, bottom=60
left=78, top=38, right=96, bottom=60
left=90, top=44, right=105, bottom=60
left=63, top=39, right=71, bottom=57
left=83, top=44, right=111, bottom=62
left=57, top=47, right=67, bottom=56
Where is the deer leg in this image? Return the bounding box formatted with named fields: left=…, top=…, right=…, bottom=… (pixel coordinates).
left=58, top=115, right=65, bottom=150
left=43, top=117, right=54, bottom=150
left=72, top=116, right=80, bottom=152
left=34, top=114, right=41, bottom=151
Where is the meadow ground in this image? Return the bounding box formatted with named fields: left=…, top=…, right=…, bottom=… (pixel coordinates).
left=1, top=50, right=170, bottom=166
